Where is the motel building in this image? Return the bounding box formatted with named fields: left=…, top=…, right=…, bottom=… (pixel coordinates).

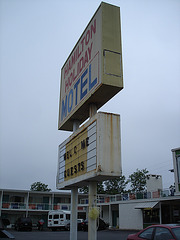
left=1, top=148, right=180, bottom=231
left=0, top=184, right=180, bottom=230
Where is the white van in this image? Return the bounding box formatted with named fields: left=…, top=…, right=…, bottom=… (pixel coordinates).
left=48, top=210, right=71, bottom=231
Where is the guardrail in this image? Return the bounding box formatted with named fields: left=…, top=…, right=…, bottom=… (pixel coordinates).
left=1, top=189, right=175, bottom=210
left=80, top=188, right=175, bottom=205
left=1, top=202, right=71, bottom=211
left=2, top=202, right=26, bottom=209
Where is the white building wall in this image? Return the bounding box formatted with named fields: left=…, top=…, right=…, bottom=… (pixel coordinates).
left=119, top=202, right=143, bottom=230
left=146, top=174, right=163, bottom=192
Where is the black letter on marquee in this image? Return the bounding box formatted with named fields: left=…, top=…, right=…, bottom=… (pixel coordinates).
left=74, top=165, right=77, bottom=173
left=86, top=137, right=89, bottom=147
left=81, top=140, right=85, bottom=149
left=78, top=163, right=81, bottom=171
left=81, top=161, right=84, bottom=171
left=71, top=167, right=73, bottom=176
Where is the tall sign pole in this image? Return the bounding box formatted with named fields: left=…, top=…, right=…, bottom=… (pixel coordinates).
left=70, top=187, right=78, bottom=240
left=57, top=3, right=123, bottom=240
left=88, top=182, right=97, bottom=240
left=70, top=121, right=79, bottom=240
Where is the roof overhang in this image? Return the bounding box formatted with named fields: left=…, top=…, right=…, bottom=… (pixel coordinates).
left=135, top=201, right=159, bottom=209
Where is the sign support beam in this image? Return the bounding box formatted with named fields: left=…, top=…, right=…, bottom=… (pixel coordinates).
left=70, top=121, right=80, bottom=240
left=88, top=182, right=97, bottom=240
left=89, top=103, right=97, bottom=118
left=70, top=186, right=78, bottom=240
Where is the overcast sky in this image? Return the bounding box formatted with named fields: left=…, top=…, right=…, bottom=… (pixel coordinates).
left=0, top=0, right=180, bottom=191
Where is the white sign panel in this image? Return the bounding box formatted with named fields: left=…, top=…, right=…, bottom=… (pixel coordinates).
left=57, top=112, right=122, bottom=189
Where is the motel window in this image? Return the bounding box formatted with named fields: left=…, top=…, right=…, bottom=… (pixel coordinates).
left=143, top=209, right=160, bottom=227
left=2, top=195, right=9, bottom=202
left=66, top=214, right=70, bottom=220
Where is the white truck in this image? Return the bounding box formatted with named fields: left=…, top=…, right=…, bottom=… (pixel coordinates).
left=48, top=210, right=71, bottom=231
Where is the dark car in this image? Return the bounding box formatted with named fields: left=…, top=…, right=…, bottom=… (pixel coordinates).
left=66, top=219, right=84, bottom=231
left=15, top=217, right=32, bottom=231
left=0, top=217, right=15, bottom=239
left=127, top=224, right=180, bottom=240
left=82, top=218, right=108, bottom=231
left=77, top=219, right=84, bottom=231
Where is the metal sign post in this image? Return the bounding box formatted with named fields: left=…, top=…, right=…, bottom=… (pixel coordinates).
left=70, top=121, right=80, bottom=240
left=88, top=182, right=97, bottom=240
left=70, top=187, right=78, bottom=240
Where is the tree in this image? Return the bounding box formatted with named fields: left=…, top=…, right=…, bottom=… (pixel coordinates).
left=104, top=175, right=128, bottom=195
left=30, top=182, right=51, bottom=192
left=78, top=182, right=105, bottom=194
left=79, top=185, right=89, bottom=194
left=79, top=176, right=128, bottom=195
left=128, top=168, right=149, bottom=193
left=97, top=181, right=105, bottom=194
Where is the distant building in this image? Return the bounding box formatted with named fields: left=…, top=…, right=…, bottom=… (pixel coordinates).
left=146, top=174, right=163, bottom=194
left=0, top=189, right=87, bottom=228
left=172, top=147, right=180, bottom=195
left=1, top=188, right=180, bottom=230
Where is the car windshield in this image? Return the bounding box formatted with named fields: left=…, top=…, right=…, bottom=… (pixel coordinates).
left=21, top=218, right=31, bottom=223
left=172, top=227, right=180, bottom=240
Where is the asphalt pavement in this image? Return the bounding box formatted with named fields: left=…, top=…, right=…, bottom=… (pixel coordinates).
left=5, top=229, right=139, bottom=240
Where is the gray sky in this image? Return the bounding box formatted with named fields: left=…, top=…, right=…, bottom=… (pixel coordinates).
left=0, top=0, right=180, bottom=191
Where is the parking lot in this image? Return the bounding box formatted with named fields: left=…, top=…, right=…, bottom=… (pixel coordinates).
left=7, top=229, right=138, bottom=240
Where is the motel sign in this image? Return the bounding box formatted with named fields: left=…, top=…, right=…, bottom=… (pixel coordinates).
left=58, top=2, right=123, bottom=132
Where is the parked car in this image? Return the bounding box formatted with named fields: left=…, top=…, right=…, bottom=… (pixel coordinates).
left=127, top=224, right=180, bottom=240
left=0, top=217, right=15, bottom=239
left=1, top=218, right=10, bottom=228
left=77, top=219, right=84, bottom=231
left=81, top=218, right=108, bottom=231
left=66, top=219, right=84, bottom=231
left=15, top=217, right=32, bottom=231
